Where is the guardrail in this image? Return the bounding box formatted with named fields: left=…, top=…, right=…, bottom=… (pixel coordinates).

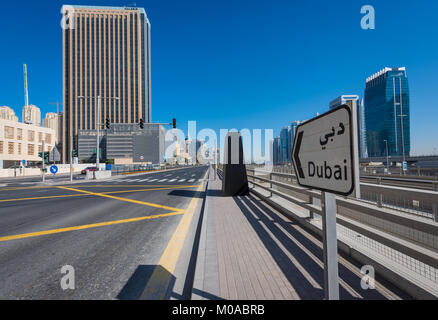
left=245, top=167, right=438, bottom=299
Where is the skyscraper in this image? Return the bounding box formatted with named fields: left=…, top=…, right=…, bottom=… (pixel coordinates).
left=62, top=5, right=151, bottom=163
left=329, top=95, right=368, bottom=158
left=272, top=137, right=280, bottom=165
left=280, top=126, right=290, bottom=164
left=365, top=67, right=410, bottom=158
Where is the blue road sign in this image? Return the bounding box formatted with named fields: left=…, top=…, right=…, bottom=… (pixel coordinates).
left=403, top=161, right=407, bottom=172
left=22, top=160, right=26, bottom=165
left=50, top=165, right=59, bottom=175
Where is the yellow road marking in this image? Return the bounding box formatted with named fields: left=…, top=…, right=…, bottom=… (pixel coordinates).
left=141, top=170, right=209, bottom=299
left=0, top=212, right=184, bottom=243
left=0, top=186, right=198, bottom=204
left=72, top=185, right=197, bottom=188
left=58, top=186, right=184, bottom=213
left=0, top=193, right=87, bottom=203
left=0, top=184, right=196, bottom=192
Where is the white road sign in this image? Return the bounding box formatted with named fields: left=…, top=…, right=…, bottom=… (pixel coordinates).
left=292, top=105, right=355, bottom=196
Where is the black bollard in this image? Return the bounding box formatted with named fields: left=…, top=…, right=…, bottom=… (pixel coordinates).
left=222, top=132, right=249, bottom=196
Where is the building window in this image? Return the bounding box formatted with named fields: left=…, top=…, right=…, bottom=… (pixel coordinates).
left=38, top=132, right=43, bottom=142
left=17, top=128, right=23, bottom=140
left=18, top=143, right=22, bottom=155
left=28, top=130, right=35, bottom=142
left=8, top=142, right=14, bottom=155
left=45, top=133, right=52, bottom=144
left=38, top=145, right=42, bottom=153
left=28, top=144, right=35, bottom=156
left=0, top=141, right=3, bottom=154
left=5, top=126, right=14, bottom=139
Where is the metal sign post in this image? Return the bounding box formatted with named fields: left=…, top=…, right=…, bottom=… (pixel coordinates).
left=322, top=192, right=340, bottom=300
left=292, top=105, right=355, bottom=300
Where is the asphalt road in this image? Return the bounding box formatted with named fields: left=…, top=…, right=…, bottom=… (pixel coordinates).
left=0, top=165, right=209, bottom=300
left=0, top=172, right=83, bottom=187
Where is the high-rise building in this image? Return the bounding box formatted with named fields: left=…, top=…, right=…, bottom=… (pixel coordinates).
left=0, top=106, right=18, bottom=122
left=62, top=5, right=152, bottom=163
left=43, top=112, right=60, bottom=143
left=272, top=137, right=280, bottom=165
left=22, top=105, right=41, bottom=126
left=280, top=126, right=290, bottom=164
left=329, top=95, right=368, bottom=158
left=365, top=67, right=410, bottom=158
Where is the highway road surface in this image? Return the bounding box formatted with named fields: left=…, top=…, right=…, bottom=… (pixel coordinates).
left=0, top=166, right=209, bottom=299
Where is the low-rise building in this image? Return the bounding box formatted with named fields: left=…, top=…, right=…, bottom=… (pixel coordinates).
left=78, top=123, right=166, bottom=165
left=0, top=118, right=55, bottom=168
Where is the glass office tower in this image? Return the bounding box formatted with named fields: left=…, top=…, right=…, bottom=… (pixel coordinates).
left=365, top=67, right=410, bottom=158
left=280, top=126, right=290, bottom=164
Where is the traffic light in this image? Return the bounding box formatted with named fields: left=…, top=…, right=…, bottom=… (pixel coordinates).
left=72, top=149, right=78, bottom=157
left=38, top=152, right=43, bottom=158
left=139, top=118, right=144, bottom=129
left=173, top=118, right=177, bottom=129
left=105, top=118, right=111, bottom=129
left=44, top=152, right=50, bottom=164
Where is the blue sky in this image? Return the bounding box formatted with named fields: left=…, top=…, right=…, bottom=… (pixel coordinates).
left=0, top=0, right=437, bottom=154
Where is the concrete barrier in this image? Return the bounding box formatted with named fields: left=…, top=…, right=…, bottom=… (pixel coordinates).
left=94, top=171, right=112, bottom=180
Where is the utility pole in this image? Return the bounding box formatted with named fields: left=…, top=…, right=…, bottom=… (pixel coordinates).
left=70, top=136, right=73, bottom=182
left=384, top=139, right=389, bottom=174
left=42, top=140, right=45, bottom=183
left=97, top=96, right=101, bottom=170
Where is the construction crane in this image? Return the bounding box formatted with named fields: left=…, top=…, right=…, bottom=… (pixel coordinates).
left=23, top=64, right=32, bottom=124
left=48, top=102, right=62, bottom=116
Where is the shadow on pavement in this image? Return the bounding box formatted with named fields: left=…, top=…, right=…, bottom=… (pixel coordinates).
left=117, top=265, right=176, bottom=300
left=168, top=190, right=205, bottom=199
left=233, top=195, right=401, bottom=300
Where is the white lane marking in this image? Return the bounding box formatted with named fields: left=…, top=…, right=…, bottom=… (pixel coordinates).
left=138, top=179, right=149, bottom=182
left=188, top=179, right=195, bottom=183
left=148, top=179, right=158, bottom=182
left=178, top=179, right=186, bottom=183
left=158, top=179, right=168, bottom=182
left=168, top=179, right=177, bottom=183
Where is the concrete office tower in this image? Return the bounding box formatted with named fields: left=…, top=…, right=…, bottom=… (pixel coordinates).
left=365, top=67, right=410, bottom=158
left=0, top=106, right=19, bottom=122
left=62, top=5, right=152, bottom=163
left=22, top=105, right=41, bottom=126
left=43, top=112, right=60, bottom=143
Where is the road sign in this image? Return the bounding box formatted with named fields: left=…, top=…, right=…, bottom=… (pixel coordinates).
left=50, top=165, right=59, bottom=175
left=140, top=155, right=145, bottom=161
left=403, top=161, right=407, bottom=172
left=292, top=105, right=355, bottom=196
left=22, top=160, right=26, bottom=166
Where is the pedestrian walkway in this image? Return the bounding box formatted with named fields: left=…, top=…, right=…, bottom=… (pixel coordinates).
left=191, top=178, right=408, bottom=300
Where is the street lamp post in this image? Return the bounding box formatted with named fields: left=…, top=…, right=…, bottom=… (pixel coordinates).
left=78, top=95, right=119, bottom=171
left=398, top=114, right=407, bottom=175
left=384, top=139, right=389, bottom=174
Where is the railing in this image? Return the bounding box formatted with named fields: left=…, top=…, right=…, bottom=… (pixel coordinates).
left=245, top=166, right=438, bottom=298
